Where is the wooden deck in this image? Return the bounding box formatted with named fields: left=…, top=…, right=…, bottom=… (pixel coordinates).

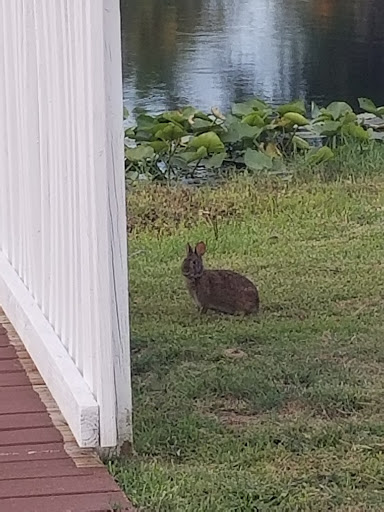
left=0, top=310, right=134, bottom=512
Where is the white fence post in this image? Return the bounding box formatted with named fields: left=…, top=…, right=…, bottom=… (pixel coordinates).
left=102, top=0, right=133, bottom=451
left=0, top=0, right=132, bottom=450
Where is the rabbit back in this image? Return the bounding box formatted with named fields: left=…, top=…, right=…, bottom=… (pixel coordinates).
left=195, top=269, right=259, bottom=314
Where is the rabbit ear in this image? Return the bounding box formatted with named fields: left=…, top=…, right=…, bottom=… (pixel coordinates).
left=186, top=243, right=193, bottom=255
left=195, top=241, right=206, bottom=256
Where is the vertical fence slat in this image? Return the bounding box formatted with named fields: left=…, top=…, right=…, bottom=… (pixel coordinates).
left=9, top=1, right=20, bottom=272
left=67, top=0, right=82, bottom=366
left=44, top=1, right=58, bottom=330
left=34, top=0, right=51, bottom=317
left=51, top=2, right=61, bottom=336
left=0, top=1, right=9, bottom=256
left=46, top=1, right=61, bottom=335
left=4, top=1, right=20, bottom=269
left=75, top=1, right=92, bottom=390
left=82, top=0, right=98, bottom=396
left=15, top=1, right=27, bottom=284
left=20, top=0, right=31, bottom=290
left=62, top=0, right=76, bottom=353
left=24, top=0, right=42, bottom=304
left=55, top=0, right=68, bottom=347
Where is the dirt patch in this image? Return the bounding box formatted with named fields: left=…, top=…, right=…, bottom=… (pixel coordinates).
left=223, top=348, right=248, bottom=359
left=217, top=411, right=262, bottom=427
left=209, top=396, right=250, bottom=413
left=278, top=399, right=309, bottom=418
left=216, top=400, right=310, bottom=428
left=200, top=397, right=311, bottom=428
left=335, top=296, right=384, bottom=315
left=198, top=396, right=260, bottom=427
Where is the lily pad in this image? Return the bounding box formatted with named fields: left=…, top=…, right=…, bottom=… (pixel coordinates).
left=244, top=148, right=273, bottom=171
left=306, top=146, right=334, bottom=165
left=292, top=135, right=310, bottom=150
left=358, top=97, right=379, bottom=115
left=136, top=114, right=157, bottom=132
left=125, top=145, right=154, bottom=162
left=241, top=113, right=265, bottom=127
left=155, top=123, right=186, bottom=141
left=341, top=123, right=370, bottom=140
left=278, top=100, right=306, bottom=116
left=204, top=152, right=227, bottom=168
left=317, top=121, right=342, bottom=136
left=188, top=131, right=225, bottom=153
left=326, top=101, right=353, bottom=121
left=221, top=122, right=263, bottom=143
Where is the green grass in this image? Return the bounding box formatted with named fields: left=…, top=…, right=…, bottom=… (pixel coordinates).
left=111, top=149, right=384, bottom=511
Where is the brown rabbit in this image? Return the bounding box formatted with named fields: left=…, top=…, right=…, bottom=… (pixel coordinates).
left=182, top=241, right=259, bottom=315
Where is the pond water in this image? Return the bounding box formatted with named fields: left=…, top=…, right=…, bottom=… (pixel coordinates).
left=121, top=0, right=384, bottom=115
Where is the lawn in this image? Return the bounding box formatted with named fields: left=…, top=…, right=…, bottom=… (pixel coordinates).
left=111, top=152, right=384, bottom=511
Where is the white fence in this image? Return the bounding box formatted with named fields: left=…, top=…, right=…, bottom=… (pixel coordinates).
left=0, top=0, right=131, bottom=449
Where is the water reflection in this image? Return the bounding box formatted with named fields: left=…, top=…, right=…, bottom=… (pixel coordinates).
left=121, top=0, right=384, bottom=114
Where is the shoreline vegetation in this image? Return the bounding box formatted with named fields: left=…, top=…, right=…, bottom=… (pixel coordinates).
left=124, top=97, right=384, bottom=184
left=115, top=98, right=384, bottom=510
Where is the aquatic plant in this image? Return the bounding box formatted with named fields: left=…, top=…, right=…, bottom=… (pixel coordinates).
left=124, top=97, right=384, bottom=181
